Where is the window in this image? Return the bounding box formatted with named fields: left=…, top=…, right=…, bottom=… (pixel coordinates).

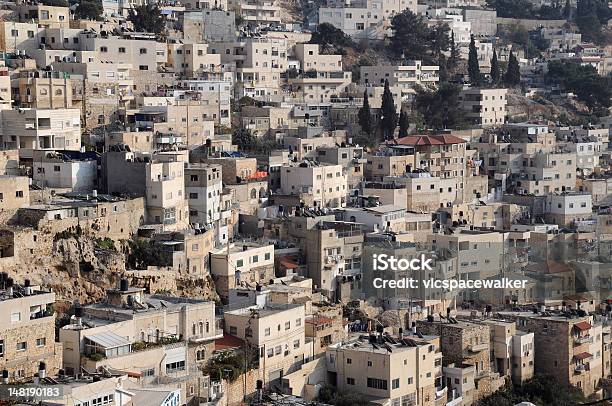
left=229, top=326, right=237, bottom=335
left=392, top=378, right=400, bottom=389
left=367, top=377, right=388, bottom=390
left=15, top=191, right=23, bottom=198
left=367, top=360, right=373, bottom=367
left=11, top=312, right=21, bottom=322
left=16, top=341, right=27, bottom=351
left=265, top=327, right=271, bottom=336
left=265, top=252, right=271, bottom=260
left=139, top=65, right=148, bottom=71
left=0, top=340, right=3, bottom=357
left=236, top=259, right=244, bottom=268
left=140, top=48, right=147, bottom=54
left=296, top=318, right=302, bottom=327
left=36, top=338, right=46, bottom=347
left=100, top=46, right=107, bottom=52
left=347, top=377, right=355, bottom=385
left=347, top=358, right=352, bottom=364
left=252, top=255, right=258, bottom=263
left=165, top=360, right=185, bottom=373
left=293, top=339, right=300, bottom=349
left=285, top=321, right=291, bottom=330
left=267, top=348, right=274, bottom=358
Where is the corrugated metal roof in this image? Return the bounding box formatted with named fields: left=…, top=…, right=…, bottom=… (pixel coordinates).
left=85, top=331, right=131, bottom=348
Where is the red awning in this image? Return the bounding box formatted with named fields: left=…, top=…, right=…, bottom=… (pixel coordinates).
left=574, top=321, right=592, bottom=331
left=574, top=352, right=593, bottom=360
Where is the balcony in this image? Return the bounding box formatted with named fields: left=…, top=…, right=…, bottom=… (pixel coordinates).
left=468, top=343, right=488, bottom=352
left=435, top=386, right=447, bottom=400
left=575, top=363, right=589, bottom=374
left=574, top=335, right=593, bottom=345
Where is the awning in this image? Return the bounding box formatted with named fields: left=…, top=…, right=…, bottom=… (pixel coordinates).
left=85, top=331, right=131, bottom=349
left=574, top=352, right=593, bottom=360
left=574, top=321, right=592, bottom=331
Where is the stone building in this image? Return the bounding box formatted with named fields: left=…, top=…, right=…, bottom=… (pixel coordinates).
left=0, top=279, right=63, bottom=383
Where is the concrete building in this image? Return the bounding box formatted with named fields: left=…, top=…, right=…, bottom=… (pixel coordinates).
left=32, top=150, right=98, bottom=193
left=210, top=242, right=275, bottom=301
left=326, top=333, right=444, bottom=406
left=288, top=44, right=352, bottom=103
left=280, top=162, right=348, bottom=208
left=59, top=282, right=219, bottom=378
left=544, top=193, right=593, bottom=227
left=458, top=87, right=508, bottom=127
left=223, top=303, right=306, bottom=386
left=498, top=311, right=605, bottom=398
left=12, top=70, right=73, bottom=109
left=319, top=0, right=417, bottom=40
left=360, top=61, right=439, bottom=90
left=0, top=279, right=62, bottom=383
left=0, top=176, right=30, bottom=212
left=0, top=108, right=81, bottom=159
left=482, top=319, right=535, bottom=384
left=417, top=318, right=505, bottom=403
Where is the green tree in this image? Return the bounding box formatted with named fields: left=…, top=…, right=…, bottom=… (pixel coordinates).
left=128, top=4, right=166, bottom=35
left=504, top=51, right=521, bottom=87
left=398, top=110, right=409, bottom=138
left=232, top=128, right=257, bottom=151
left=490, top=49, right=500, bottom=85
left=74, top=0, right=102, bottom=20
left=309, top=22, right=354, bottom=50
left=468, top=35, right=482, bottom=86
left=429, top=23, right=450, bottom=61
left=448, top=31, right=460, bottom=72
left=380, top=79, right=398, bottom=140
left=390, top=10, right=431, bottom=61
left=358, top=90, right=373, bottom=136
left=414, top=83, right=466, bottom=130
left=563, top=0, right=572, bottom=18
left=486, top=0, right=535, bottom=18
left=547, top=60, right=612, bottom=114
left=41, top=0, right=68, bottom=6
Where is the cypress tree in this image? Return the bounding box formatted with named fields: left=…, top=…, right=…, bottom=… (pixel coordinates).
left=398, top=110, right=409, bottom=138
left=490, top=48, right=500, bottom=85
left=468, top=35, right=482, bottom=86
left=358, top=90, right=372, bottom=136
left=380, top=79, right=398, bottom=140
left=504, top=51, right=521, bottom=87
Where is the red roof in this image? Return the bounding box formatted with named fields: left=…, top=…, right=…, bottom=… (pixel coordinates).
left=396, top=134, right=466, bottom=146
left=574, top=352, right=592, bottom=360
left=215, top=334, right=244, bottom=351
left=574, top=321, right=592, bottom=331
left=279, top=257, right=299, bottom=269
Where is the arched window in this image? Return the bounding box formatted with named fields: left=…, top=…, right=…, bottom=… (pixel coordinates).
left=250, top=189, right=257, bottom=199
left=199, top=322, right=204, bottom=335
left=206, top=322, right=210, bottom=333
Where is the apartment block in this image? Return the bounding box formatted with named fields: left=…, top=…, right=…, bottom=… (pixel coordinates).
left=0, top=176, right=30, bottom=212
left=326, top=333, right=443, bottom=406
left=0, top=279, right=62, bottom=383
left=417, top=318, right=505, bottom=403
left=360, top=61, right=439, bottom=89
left=210, top=242, right=275, bottom=301
left=280, top=162, right=348, bottom=208
left=498, top=311, right=605, bottom=398
left=0, top=108, right=81, bottom=158
left=223, top=303, right=306, bottom=386
left=32, top=150, right=98, bottom=193
left=318, top=0, right=417, bottom=40
left=60, top=281, right=218, bottom=377
left=458, top=88, right=508, bottom=127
